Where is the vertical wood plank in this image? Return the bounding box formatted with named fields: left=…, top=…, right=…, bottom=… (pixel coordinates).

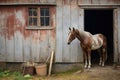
left=82, top=0, right=92, bottom=4
left=56, top=0, right=63, bottom=62
left=14, top=31, right=23, bottom=62
left=62, top=0, right=71, bottom=62
left=39, top=30, right=49, bottom=62
left=0, top=8, right=7, bottom=61
left=79, top=8, right=84, bottom=29
left=70, top=0, right=79, bottom=62
left=47, top=0, right=56, bottom=3
left=23, top=28, right=32, bottom=62
left=0, top=33, right=6, bottom=61
left=30, top=30, right=41, bottom=62
left=6, top=8, right=15, bottom=62
left=99, top=0, right=108, bottom=4
left=23, top=36, right=31, bottom=62
left=92, top=0, right=100, bottom=4
left=113, top=9, right=118, bottom=63
left=78, top=8, right=84, bottom=62
left=78, top=0, right=84, bottom=4
left=23, top=7, right=31, bottom=62
left=14, top=8, right=25, bottom=62
left=117, top=8, right=120, bottom=62
left=108, top=0, right=115, bottom=4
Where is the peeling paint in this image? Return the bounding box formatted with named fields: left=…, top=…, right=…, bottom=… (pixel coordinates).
left=15, top=10, right=25, bottom=27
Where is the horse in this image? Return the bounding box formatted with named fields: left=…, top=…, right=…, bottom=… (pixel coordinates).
left=67, top=27, right=107, bottom=69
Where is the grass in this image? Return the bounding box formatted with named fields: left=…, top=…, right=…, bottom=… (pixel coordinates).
left=0, top=70, right=32, bottom=80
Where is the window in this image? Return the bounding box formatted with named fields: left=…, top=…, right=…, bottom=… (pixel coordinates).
left=40, top=8, right=50, bottom=26
left=28, top=6, right=54, bottom=29
left=28, top=8, right=37, bottom=26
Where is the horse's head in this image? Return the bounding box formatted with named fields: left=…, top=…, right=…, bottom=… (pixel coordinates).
left=67, top=27, right=76, bottom=45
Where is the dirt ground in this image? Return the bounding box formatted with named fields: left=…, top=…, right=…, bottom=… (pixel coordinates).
left=0, top=65, right=120, bottom=80
left=32, top=65, right=120, bottom=80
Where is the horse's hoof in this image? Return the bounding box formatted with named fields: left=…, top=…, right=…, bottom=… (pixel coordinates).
left=84, top=65, right=87, bottom=69
left=102, top=64, right=104, bottom=67
left=88, top=66, right=91, bottom=69
left=99, top=63, right=102, bottom=66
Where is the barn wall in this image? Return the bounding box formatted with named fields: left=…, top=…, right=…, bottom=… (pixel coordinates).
left=118, top=7, right=120, bottom=63
left=0, top=6, right=56, bottom=62
left=78, top=0, right=120, bottom=4
left=56, top=0, right=84, bottom=62
left=0, top=0, right=56, bottom=4
left=0, top=0, right=120, bottom=63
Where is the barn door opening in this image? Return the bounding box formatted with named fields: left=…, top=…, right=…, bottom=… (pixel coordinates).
left=84, top=9, right=113, bottom=65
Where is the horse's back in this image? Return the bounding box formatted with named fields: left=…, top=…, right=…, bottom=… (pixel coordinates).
left=91, top=34, right=105, bottom=50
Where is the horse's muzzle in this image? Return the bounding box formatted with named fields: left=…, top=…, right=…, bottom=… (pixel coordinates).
left=67, top=42, right=70, bottom=45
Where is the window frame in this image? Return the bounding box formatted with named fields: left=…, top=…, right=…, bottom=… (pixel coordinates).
left=26, top=6, right=55, bottom=30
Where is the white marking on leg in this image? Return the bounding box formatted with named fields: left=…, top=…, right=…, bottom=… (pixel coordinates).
left=102, top=62, right=104, bottom=67
left=84, top=60, right=87, bottom=68
left=99, top=57, right=102, bottom=66
left=88, top=59, right=91, bottom=69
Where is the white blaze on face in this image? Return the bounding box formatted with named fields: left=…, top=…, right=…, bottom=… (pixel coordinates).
left=67, top=32, right=71, bottom=43
left=91, top=35, right=103, bottom=50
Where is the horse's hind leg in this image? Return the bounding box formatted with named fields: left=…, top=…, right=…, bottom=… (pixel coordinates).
left=101, top=47, right=107, bottom=67
left=98, top=48, right=102, bottom=66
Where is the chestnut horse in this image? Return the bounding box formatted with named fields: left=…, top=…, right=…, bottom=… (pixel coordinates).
left=67, top=27, right=107, bottom=69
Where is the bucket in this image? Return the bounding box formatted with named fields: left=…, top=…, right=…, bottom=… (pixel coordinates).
left=35, top=64, right=47, bottom=76
left=23, top=66, right=35, bottom=75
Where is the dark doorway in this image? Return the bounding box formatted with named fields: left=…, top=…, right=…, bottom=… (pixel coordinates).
left=84, top=9, right=113, bottom=65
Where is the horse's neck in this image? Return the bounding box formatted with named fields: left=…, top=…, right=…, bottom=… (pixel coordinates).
left=76, top=29, right=91, bottom=41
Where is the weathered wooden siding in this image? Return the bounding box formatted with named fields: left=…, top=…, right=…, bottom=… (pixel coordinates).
left=118, top=7, right=120, bottom=62
left=0, top=6, right=56, bottom=62
left=0, top=0, right=56, bottom=4
left=56, top=0, right=84, bottom=62
left=78, top=0, right=120, bottom=4
left=56, top=0, right=120, bottom=63
left=0, top=0, right=120, bottom=63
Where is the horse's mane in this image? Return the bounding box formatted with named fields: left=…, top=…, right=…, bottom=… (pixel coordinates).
left=76, top=29, right=92, bottom=38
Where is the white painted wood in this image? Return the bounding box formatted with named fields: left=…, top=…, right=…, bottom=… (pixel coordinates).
left=6, top=39, right=14, bottom=62
left=23, top=36, right=31, bottom=62
left=30, top=31, right=40, bottom=62
left=39, top=30, right=49, bottom=62
left=78, top=8, right=84, bottom=62
left=99, top=0, right=108, bottom=4
left=92, top=0, right=100, bottom=4
left=47, top=0, right=56, bottom=3
left=62, top=0, right=71, bottom=62
left=82, top=0, right=91, bottom=4
left=56, top=0, right=63, bottom=62
left=14, top=31, right=23, bottom=62
left=70, top=0, right=79, bottom=62
left=0, top=36, right=6, bottom=61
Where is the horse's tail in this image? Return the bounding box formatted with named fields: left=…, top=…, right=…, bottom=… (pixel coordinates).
left=102, top=35, right=107, bottom=61
left=105, top=45, right=107, bottom=61
left=104, top=36, right=107, bottom=61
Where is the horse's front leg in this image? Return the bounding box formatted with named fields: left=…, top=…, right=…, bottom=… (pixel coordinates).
left=88, top=49, right=91, bottom=69
left=84, top=52, right=88, bottom=69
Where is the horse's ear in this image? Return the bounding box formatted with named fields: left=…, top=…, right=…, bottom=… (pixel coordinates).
left=73, top=27, right=75, bottom=31
left=69, top=27, right=71, bottom=31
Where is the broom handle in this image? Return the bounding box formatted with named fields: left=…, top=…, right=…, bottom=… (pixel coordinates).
left=48, top=51, right=54, bottom=76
